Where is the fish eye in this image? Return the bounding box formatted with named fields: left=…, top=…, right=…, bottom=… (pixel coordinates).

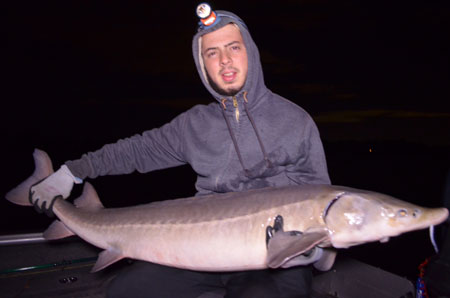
left=397, top=209, right=408, bottom=217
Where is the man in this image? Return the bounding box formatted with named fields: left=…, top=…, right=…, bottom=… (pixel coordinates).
left=30, top=6, right=330, bottom=298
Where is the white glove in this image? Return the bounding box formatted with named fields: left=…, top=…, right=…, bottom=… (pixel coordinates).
left=30, top=165, right=82, bottom=213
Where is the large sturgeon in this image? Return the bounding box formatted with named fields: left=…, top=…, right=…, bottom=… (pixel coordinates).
left=5, top=149, right=449, bottom=272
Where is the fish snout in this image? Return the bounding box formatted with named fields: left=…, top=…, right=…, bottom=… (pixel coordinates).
left=429, top=207, right=449, bottom=225
left=401, top=206, right=449, bottom=229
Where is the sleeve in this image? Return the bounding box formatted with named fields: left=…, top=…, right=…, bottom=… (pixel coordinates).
left=64, top=112, right=189, bottom=179
left=285, top=116, right=331, bottom=185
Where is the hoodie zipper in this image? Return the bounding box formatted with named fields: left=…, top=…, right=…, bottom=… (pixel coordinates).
left=232, top=96, right=240, bottom=122
left=220, top=92, right=273, bottom=178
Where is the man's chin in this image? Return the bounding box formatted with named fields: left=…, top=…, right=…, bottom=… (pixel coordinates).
left=214, top=83, right=244, bottom=96
left=221, top=88, right=240, bottom=96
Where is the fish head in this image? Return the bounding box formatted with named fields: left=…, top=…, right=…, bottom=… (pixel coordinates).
left=323, top=189, right=449, bottom=248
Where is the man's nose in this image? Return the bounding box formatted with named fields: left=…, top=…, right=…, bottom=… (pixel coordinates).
left=220, top=52, right=231, bottom=66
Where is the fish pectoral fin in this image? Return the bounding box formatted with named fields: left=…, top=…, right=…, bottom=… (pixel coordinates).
left=267, top=231, right=330, bottom=269
left=43, top=220, right=75, bottom=240
left=91, top=248, right=125, bottom=273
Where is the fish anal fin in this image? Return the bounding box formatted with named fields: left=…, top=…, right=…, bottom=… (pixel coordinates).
left=91, top=249, right=125, bottom=272
left=43, top=220, right=75, bottom=240
left=74, top=182, right=104, bottom=211
left=267, top=231, right=329, bottom=269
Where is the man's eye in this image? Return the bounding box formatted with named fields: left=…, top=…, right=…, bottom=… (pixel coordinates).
left=231, top=46, right=240, bottom=51
left=206, top=51, right=216, bottom=58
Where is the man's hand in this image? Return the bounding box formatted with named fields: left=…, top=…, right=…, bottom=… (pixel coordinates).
left=29, top=165, right=81, bottom=216
left=266, top=215, right=324, bottom=268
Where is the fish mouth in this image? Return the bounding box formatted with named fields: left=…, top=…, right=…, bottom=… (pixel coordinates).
left=427, top=208, right=449, bottom=251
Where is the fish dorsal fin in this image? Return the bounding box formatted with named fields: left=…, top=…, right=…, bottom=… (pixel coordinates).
left=74, top=182, right=104, bottom=211
left=267, top=230, right=330, bottom=269
left=91, top=248, right=125, bottom=272
left=43, top=220, right=75, bottom=240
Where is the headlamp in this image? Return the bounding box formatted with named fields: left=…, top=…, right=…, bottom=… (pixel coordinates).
left=196, top=3, right=219, bottom=29
left=196, top=3, right=248, bottom=32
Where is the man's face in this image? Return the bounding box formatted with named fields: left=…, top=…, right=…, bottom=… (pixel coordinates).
left=201, top=24, right=248, bottom=96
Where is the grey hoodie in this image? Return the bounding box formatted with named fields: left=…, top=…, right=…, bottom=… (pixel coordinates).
left=66, top=10, right=330, bottom=196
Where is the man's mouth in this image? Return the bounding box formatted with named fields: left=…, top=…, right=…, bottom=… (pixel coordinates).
left=221, top=71, right=237, bottom=83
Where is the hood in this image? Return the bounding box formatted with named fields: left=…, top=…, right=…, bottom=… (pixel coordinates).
left=192, top=10, right=268, bottom=104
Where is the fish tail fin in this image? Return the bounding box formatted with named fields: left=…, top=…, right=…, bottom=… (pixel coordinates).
left=5, top=149, right=54, bottom=206
left=74, top=182, right=104, bottom=211
left=43, top=219, right=75, bottom=240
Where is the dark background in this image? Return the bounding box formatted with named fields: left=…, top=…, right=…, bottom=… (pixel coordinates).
left=2, top=0, right=449, bottom=281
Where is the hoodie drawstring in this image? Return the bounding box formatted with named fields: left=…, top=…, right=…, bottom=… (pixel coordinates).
left=242, top=92, right=273, bottom=169
left=221, top=98, right=227, bottom=110
left=221, top=102, right=250, bottom=177
left=220, top=92, right=272, bottom=177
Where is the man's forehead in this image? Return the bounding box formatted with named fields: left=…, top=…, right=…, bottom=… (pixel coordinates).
left=201, top=23, right=243, bottom=49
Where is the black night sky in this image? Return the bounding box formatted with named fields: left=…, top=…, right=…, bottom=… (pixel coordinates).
left=2, top=0, right=450, bottom=280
